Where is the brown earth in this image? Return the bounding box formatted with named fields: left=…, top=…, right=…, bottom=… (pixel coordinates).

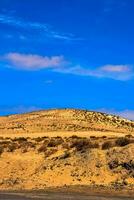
left=0, top=109, right=134, bottom=191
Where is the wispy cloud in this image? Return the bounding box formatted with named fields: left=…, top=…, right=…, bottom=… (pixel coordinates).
left=118, top=110, right=134, bottom=120
left=0, top=14, right=49, bottom=30
left=97, top=108, right=134, bottom=121
left=56, top=64, right=134, bottom=81
left=1, top=52, right=134, bottom=81
left=0, top=14, right=79, bottom=41
left=2, top=53, right=66, bottom=70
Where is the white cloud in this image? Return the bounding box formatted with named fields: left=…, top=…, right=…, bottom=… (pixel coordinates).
left=2, top=53, right=66, bottom=70
left=1, top=52, right=134, bottom=81
left=56, top=64, right=134, bottom=81
left=100, top=65, right=131, bottom=72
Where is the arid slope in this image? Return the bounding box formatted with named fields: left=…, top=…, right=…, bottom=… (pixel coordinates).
left=0, top=109, right=134, bottom=135
left=0, top=109, right=134, bottom=190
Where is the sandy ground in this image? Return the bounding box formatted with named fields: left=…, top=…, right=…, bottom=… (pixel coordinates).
left=1, top=135, right=134, bottom=190
left=0, top=131, right=128, bottom=139
left=0, top=109, right=134, bottom=192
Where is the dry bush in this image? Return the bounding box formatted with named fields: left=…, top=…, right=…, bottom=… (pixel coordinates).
left=101, top=136, right=107, bottom=139
left=0, top=140, right=10, bottom=148
left=70, top=139, right=89, bottom=151
left=70, top=138, right=97, bottom=151
left=70, top=135, right=80, bottom=139
left=44, top=148, right=57, bottom=157
left=121, top=160, right=134, bottom=171
left=38, top=144, right=47, bottom=153
left=66, top=137, right=100, bottom=151
left=90, top=142, right=99, bottom=148
left=0, top=146, right=4, bottom=155
left=90, top=136, right=96, bottom=139
left=102, top=141, right=113, bottom=150
left=12, top=137, right=28, bottom=142
left=62, top=142, right=70, bottom=149
left=7, top=143, right=18, bottom=152
left=34, top=137, right=48, bottom=142
left=108, top=160, right=119, bottom=169
left=21, top=147, right=28, bottom=153
left=19, top=141, right=35, bottom=150
left=115, top=137, right=131, bottom=147
left=47, top=137, right=63, bottom=147
left=108, top=160, right=134, bottom=171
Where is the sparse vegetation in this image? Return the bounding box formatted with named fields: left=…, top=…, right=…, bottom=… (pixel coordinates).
left=0, top=109, right=134, bottom=134
left=90, top=136, right=96, bottom=139
left=115, top=137, right=131, bottom=147
left=34, top=137, right=46, bottom=142
left=0, top=146, right=4, bottom=155
left=0, top=109, right=134, bottom=190
left=108, top=160, right=119, bottom=169
left=44, top=148, right=57, bottom=157
left=47, top=137, right=63, bottom=147
left=70, top=139, right=90, bottom=151
left=102, top=141, right=113, bottom=150
left=12, top=137, right=28, bottom=142
left=108, top=160, right=134, bottom=172
left=38, top=144, right=47, bottom=153
left=69, top=138, right=99, bottom=151
left=1, top=135, right=134, bottom=156
left=7, top=143, right=17, bottom=152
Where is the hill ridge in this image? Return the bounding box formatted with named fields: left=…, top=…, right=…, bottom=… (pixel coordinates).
left=0, top=108, right=134, bottom=134
left=3, top=108, right=133, bottom=122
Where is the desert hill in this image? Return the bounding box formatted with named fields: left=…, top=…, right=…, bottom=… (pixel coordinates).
left=0, top=109, right=134, bottom=191
left=0, top=109, right=134, bottom=135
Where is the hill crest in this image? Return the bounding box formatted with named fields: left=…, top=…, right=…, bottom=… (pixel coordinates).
left=0, top=108, right=134, bottom=134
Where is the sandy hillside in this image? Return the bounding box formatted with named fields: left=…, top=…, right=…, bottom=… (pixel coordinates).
left=0, top=108, right=134, bottom=135
left=0, top=109, right=134, bottom=190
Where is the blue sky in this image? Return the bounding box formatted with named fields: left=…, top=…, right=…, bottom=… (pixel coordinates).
left=0, top=0, right=134, bottom=119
